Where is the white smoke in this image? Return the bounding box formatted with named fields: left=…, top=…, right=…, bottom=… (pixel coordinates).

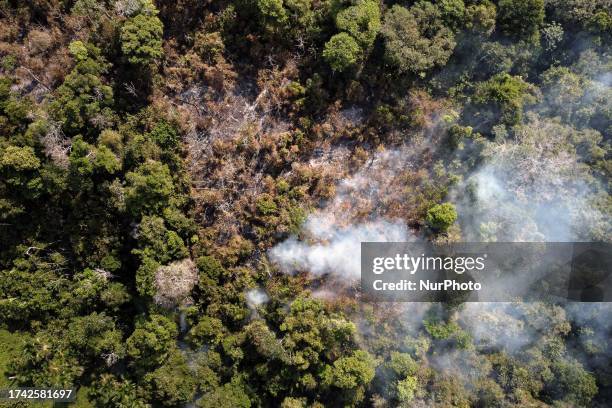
left=459, top=303, right=532, bottom=353
left=269, top=218, right=409, bottom=279
left=246, top=288, right=269, bottom=308
left=269, top=147, right=421, bottom=280
left=453, top=113, right=610, bottom=242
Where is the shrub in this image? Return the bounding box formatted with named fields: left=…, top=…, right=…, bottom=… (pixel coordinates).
left=256, top=194, right=278, bottom=215
left=194, top=31, right=225, bottom=61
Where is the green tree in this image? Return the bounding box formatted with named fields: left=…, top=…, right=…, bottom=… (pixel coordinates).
left=275, top=296, right=362, bottom=402
left=68, top=136, right=122, bottom=181
left=89, top=374, right=149, bottom=408
left=143, top=350, right=197, bottom=406
left=121, top=14, right=164, bottom=65
left=550, top=358, right=598, bottom=406
left=243, top=320, right=288, bottom=361
left=540, top=66, right=584, bottom=121
left=471, top=73, right=540, bottom=130
left=551, top=0, right=611, bottom=33
left=198, top=381, right=251, bottom=408
left=68, top=40, right=88, bottom=61
left=125, top=160, right=175, bottom=216
left=0, top=249, right=71, bottom=324
left=148, top=120, right=180, bottom=150
left=497, top=0, right=544, bottom=42
left=49, top=42, right=114, bottom=137
left=0, top=145, right=42, bottom=200
left=321, top=350, right=375, bottom=389
left=465, top=1, right=497, bottom=36
left=0, top=77, right=31, bottom=136
left=134, top=216, right=188, bottom=264
left=66, top=313, right=124, bottom=365
left=69, top=269, right=129, bottom=313
left=187, top=316, right=226, bottom=347
left=381, top=5, right=455, bottom=74
left=126, top=314, right=178, bottom=371
left=284, top=0, right=318, bottom=38
left=323, top=33, right=361, bottom=72
left=197, top=255, right=226, bottom=282
left=396, top=376, right=418, bottom=402
left=135, top=255, right=160, bottom=297
left=132, top=215, right=188, bottom=296
left=438, top=0, right=465, bottom=31
left=322, top=0, right=380, bottom=72
left=8, top=330, right=83, bottom=387
left=388, top=352, right=418, bottom=378
left=335, top=0, right=381, bottom=49
left=475, top=378, right=505, bottom=408
left=426, top=202, right=457, bottom=232
left=257, top=0, right=288, bottom=26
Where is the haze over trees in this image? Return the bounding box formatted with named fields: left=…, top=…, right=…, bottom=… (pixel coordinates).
left=0, top=0, right=610, bottom=407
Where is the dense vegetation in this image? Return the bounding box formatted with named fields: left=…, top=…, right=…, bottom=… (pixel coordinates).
left=0, top=0, right=610, bottom=407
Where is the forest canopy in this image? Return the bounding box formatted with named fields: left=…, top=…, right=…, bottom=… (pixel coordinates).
left=0, top=0, right=610, bottom=407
